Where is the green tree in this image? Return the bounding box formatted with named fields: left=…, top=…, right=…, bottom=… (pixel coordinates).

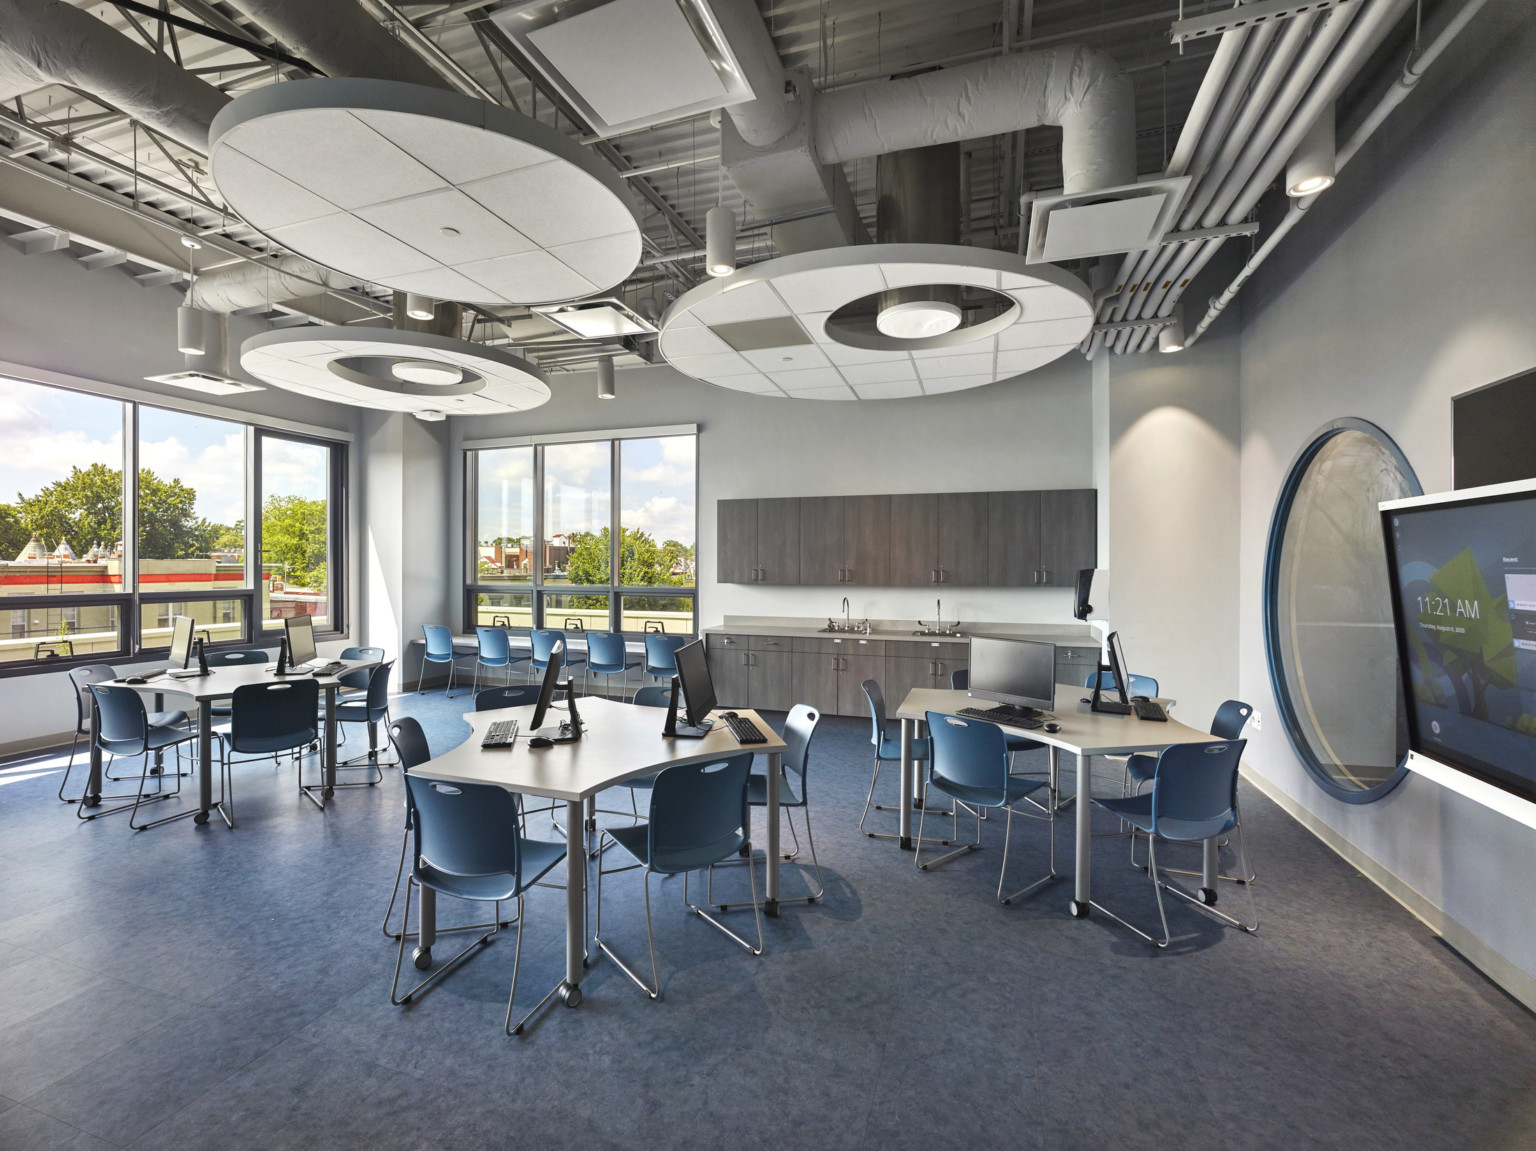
left=12, top=464, right=232, bottom=560
left=212, top=520, right=245, bottom=553
left=0, top=503, right=29, bottom=560
left=262, top=494, right=328, bottom=591
left=563, top=527, right=687, bottom=610
left=136, top=471, right=202, bottom=558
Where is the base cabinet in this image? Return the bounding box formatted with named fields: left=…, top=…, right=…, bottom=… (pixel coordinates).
left=709, top=635, right=793, bottom=710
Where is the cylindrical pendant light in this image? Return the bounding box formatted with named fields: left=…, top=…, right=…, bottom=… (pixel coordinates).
left=705, top=206, right=736, bottom=278
left=1158, top=306, right=1185, bottom=354
left=597, top=357, right=616, bottom=399
left=406, top=293, right=435, bottom=320
left=1286, top=104, right=1336, bottom=198
left=177, top=305, right=206, bottom=355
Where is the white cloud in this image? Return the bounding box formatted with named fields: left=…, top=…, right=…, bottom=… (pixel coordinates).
left=624, top=495, right=693, bottom=543
left=545, top=440, right=608, bottom=487
left=660, top=436, right=695, bottom=465
left=140, top=430, right=247, bottom=524
left=0, top=392, right=121, bottom=502
left=261, top=438, right=328, bottom=501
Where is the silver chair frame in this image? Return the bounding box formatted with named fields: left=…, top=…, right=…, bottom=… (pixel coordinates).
left=859, top=735, right=952, bottom=847
left=915, top=786, right=1058, bottom=904
left=708, top=803, right=824, bottom=909
left=1092, top=824, right=1260, bottom=948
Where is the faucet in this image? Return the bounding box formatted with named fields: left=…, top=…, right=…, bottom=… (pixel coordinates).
left=842, top=597, right=850, bottom=629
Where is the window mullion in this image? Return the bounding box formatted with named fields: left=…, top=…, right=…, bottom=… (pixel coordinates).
left=609, top=437, right=620, bottom=632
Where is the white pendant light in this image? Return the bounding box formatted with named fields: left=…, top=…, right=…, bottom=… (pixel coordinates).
left=393, top=360, right=463, bottom=385
left=406, top=293, right=436, bottom=321
left=705, top=206, right=736, bottom=278
left=597, top=357, right=616, bottom=399
left=1158, top=306, right=1185, bottom=353
left=1287, top=104, right=1336, bottom=198
left=177, top=305, right=207, bottom=356
left=876, top=299, right=963, bottom=340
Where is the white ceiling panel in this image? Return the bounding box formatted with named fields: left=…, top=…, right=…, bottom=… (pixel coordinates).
left=268, top=213, right=437, bottom=279
left=460, top=248, right=596, bottom=302
left=996, top=345, right=1079, bottom=375
left=915, top=352, right=996, bottom=379
left=209, top=149, right=334, bottom=231
left=838, top=359, right=918, bottom=385
left=711, top=372, right=781, bottom=393
left=351, top=108, right=550, bottom=184
left=880, top=263, right=999, bottom=290
left=852, top=380, right=924, bottom=400
left=921, top=374, right=995, bottom=394
left=461, top=161, right=636, bottom=249
left=546, top=232, right=644, bottom=289
left=386, top=266, right=502, bottom=301
left=659, top=325, right=733, bottom=359
left=821, top=342, right=912, bottom=366
left=771, top=265, right=887, bottom=313
left=665, top=351, right=759, bottom=377
left=996, top=316, right=1092, bottom=350
left=782, top=384, right=859, bottom=401
left=765, top=366, right=845, bottom=389
left=355, top=188, right=537, bottom=264
left=686, top=281, right=790, bottom=326
left=741, top=344, right=832, bottom=371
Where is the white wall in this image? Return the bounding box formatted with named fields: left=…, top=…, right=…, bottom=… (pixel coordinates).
left=1236, top=0, right=1536, bottom=1004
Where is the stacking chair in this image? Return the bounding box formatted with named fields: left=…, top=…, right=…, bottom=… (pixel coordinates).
left=1085, top=669, right=1161, bottom=698
left=59, top=664, right=123, bottom=803
left=528, top=629, right=583, bottom=684
left=474, top=684, right=543, bottom=711
left=950, top=666, right=1046, bottom=768
left=918, top=712, right=1057, bottom=904
left=336, top=645, right=386, bottom=700
left=858, top=679, right=937, bottom=842
left=710, top=704, right=825, bottom=909
left=1091, top=739, right=1257, bottom=947
left=471, top=627, right=528, bottom=694
left=595, top=752, right=762, bottom=999
left=204, top=648, right=272, bottom=727
left=642, top=634, right=688, bottom=689
left=632, top=684, right=675, bottom=708
left=586, top=630, right=640, bottom=699
left=382, top=716, right=432, bottom=942
left=330, top=660, right=396, bottom=779
left=419, top=625, right=472, bottom=696
left=389, top=773, right=566, bottom=1036
left=82, top=684, right=198, bottom=829
left=220, top=678, right=321, bottom=814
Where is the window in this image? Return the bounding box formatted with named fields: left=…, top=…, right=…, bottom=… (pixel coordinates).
left=258, top=432, right=341, bottom=633
left=465, top=433, right=696, bottom=636
left=1264, top=419, right=1421, bottom=802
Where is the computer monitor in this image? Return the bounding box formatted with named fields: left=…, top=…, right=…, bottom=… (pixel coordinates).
left=1087, top=630, right=1135, bottom=714
left=529, top=639, right=565, bottom=733
left=166, top=615, right=195, bottom=670
left=968, top=636, right=1057, bottom=712
left=284, top=614, right=318, bottom=668
left=1108, top=632, right=1133, bottom=701
left=671, top=638, right=716, bottom=737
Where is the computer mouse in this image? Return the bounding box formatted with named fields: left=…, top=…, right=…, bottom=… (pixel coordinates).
left=1131, top=694, right=1148, bottom=703
left=124, top=675, right=147, bottom=685
left=1044, top=722, right=1061, bottom=733
left=721, top=711, right=738, bottom=718
left=528, top=737, right=555, bottom=749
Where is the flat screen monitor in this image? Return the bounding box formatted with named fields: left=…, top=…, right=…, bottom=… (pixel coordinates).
left=1383, top=479, right=1536, bottom=801
left=167, top=615, right=195, bottom=670
left=530, top=639, right=566, bottom=732
left=673, top=638, right=717, bottom=729
left=968, top=636, right=1056, bottom=711
left=1107, top=632, right=1133, bottom=705
left=285, top=614, right=318, bottom=667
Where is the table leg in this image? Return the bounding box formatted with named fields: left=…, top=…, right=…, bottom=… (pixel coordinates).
left=764, top=750, right=781, bottom=917
left=152, top=692, right=166, bottom=777
left=414, top=885, right=436, bottom=968
left=898, top=718, right=914, bottom=850
left=322, top=687, right=337, bottom=799
left=1201, top=836, right=1219, bottom=899
left=85, top=700, right=102, bottom=807
left=195, top=699, right=213, bottom=825
left=1072, top=751, right=1092, bottom=916
left=560, top=798, right=584, bottom=1007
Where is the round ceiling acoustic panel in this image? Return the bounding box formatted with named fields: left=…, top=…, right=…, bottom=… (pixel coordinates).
left=657, top=244, right=1094, bottom=400
left=240, top=327, right=550, bottom=416
left=209, top=79, right=642, bottom=305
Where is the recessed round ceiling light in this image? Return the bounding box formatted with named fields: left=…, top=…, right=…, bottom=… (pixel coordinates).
left=876, top=299, right=963, bottom=340
left=180, top=235, right=202, bottom=250
left=439, top=226, right=461, bottom=237
left=1287, top=175, right=1333, bottom=196
left=393, top=359, right=463, bottom=385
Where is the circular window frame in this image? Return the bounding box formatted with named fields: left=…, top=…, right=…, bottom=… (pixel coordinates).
left=1262, top=417, right=1422, bottom=804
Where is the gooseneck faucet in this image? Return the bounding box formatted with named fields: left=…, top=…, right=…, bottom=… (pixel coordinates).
left=842, top=597, right=850, bottom=628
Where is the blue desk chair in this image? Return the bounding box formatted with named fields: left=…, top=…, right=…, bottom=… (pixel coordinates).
left=919, top=711, right=1057, bottom=904
left=59, top=664, right=137, bottom=803
left=642, top=634, right=688, bottom=688
left=474, top=684, right=544, bottom=711
left=382, top=716, right=432, bottom=942
left=389, top=773, right=566, bottom=1036
left=595, top=752, right=762, bottom=999
left=81, top=683, right=197, bottom=829
left=586, top=630, right=640, bottom=699
left=336, top=645, right=386, bottom=698
left=419, top=625, right=472, bottom=696
left=951, top=666, right=1046, bottom=762
left=858, top=679, right=936, bottom=842
left=528, top=629, right=583, bottom=682
left=199, top=648, right=273, bottom=735
left=1085, top=669, right=1161, bottom=698
left=219, top=678, right=320, bottom=816
left=331, top=660, right=396, bottom=778
left=472, top=627, right=528, bottom=695
left=711, top=704, right=825, bottom=910
left=1091, top=739, right=1257, bottom=946
left=632, top=684, right=675, bottom=708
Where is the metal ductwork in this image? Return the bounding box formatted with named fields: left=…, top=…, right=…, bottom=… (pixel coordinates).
left=0, top=0, right=229, bottom=152
left=814, top=46, right=1136, bottom=196
left=222, top=0, right=450, bottom=89
left=188, top=255, right=361, bottom=313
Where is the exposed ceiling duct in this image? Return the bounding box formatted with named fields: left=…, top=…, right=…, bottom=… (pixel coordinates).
left=187, top=254, right=362, bottom=313
left=222, top=0, right=450, bottom=90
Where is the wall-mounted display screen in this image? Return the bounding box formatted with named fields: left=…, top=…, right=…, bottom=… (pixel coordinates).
left=1383, top=481, right=1536, bottom=800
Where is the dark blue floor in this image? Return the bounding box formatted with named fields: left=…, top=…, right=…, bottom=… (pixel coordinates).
left=1, top=689, right=1534, bottom=1150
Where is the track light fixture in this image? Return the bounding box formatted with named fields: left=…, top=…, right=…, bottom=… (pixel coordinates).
left=406, top=293, right=435, bottom=321
left=1287, top=104, right=1336, bottom=198
left=177, top=305, right=207, bottom=356
left=597, top=357, right=616, bottom=399
left=1158, top=307, right=1185, bottom=353
left=705, top=206, right=736, bottom=277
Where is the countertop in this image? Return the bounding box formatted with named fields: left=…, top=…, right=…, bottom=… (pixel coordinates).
left=703, top=617, right=1100, bottom=647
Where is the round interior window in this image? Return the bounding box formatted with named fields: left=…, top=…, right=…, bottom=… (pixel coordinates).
left=1264, top=420, right=1422, bottom=802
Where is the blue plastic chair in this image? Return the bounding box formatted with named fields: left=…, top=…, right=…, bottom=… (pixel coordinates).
left=595, top=752, right=762, bottom=999
left=220, top=678, right=320, bottom=815
left=733, top=704, right=825, bottom=906
left=331, top=660, right=396, bottom=776
left=858, top=679, right=933, bottom=840
left=389, top=773, right=566, bottom=1036
left=529, top=629, right=584, bottom=681
left=474, top=684, right=544, bottom=711
left=83, top=683, right=198, bottom=830
left=1085, top=669, right=1161, bottom=698
left=472, top=627, right=529, bottom=695
left=420, top=625, right=472, bottom=696
left=381, top=716, right=432, bottom=942
left=337, top=645, right=386, bottom=697
left=642, top=634, right=688, bottom=686
left=1092, top=739, right=1257, bottom=946
left=632, top=684, right=675, bottom=708
left=951, top=666, right=1044, bottom=758
left=59, top=664, right=152, bottom=803
left=920, top=711, right=1057, bottom=904
left=586, top=630, right=640, bottom=699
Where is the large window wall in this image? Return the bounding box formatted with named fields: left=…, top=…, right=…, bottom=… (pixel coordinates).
left=0, top=375, right=346, bottom=673
left=466, top=432, right=696, bottom=636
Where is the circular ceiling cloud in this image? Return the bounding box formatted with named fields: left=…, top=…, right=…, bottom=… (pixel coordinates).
left=240, top=327, right=550, bottom=416
left=210, top=79, right=643, bottom=305
left=657, top=244, right=1094, bottom=400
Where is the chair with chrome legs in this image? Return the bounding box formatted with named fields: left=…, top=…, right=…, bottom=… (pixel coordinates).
left=1090, top=738, right=1257, bottom=947
left=528, top=628, right=583, bottom=684
left=605, top=685, right=675, bottom=822
left=218, top=679, right=320, bottom=816
left=389, top=772, right=566, bottom=1036
left=951, top=666, right=1046, bottom=776
left=59, top=665, right=121, bottom=803
left=1124, top=700, right=1255, bottom=882
left=336, top=645, right=386, bottom=700
left=642, top=633, right=687, bottom=689
left=419, top=624, right=472, bottom=696
left=710, top=704, right=824, bottom=910
left=471, top=627, right=528, bottom=695
left=202, top=648, right=272, bottom=753
left=81, top=684, right=198, bottom=829
left=329, top=660, right=397, bottom=780
left=858, top=679, right=937, bottom=841
left=1084, top=669, right=1161, bottom=698
left=474, top=684, right=557, bottom=822
left=595, top=752, right=762, bottom=999
left=918, top=712, right=1057, bottom=904
left=586, top=630, right=640, bottom=699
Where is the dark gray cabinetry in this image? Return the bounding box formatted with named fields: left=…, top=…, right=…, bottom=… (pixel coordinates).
left=717, top=498, right=801, bottom=585
left=791, top=646, right=839, bottom=717
left=1053, top=642, right=1101, bottom=691
left=937, top=493, right=989, bottom=586
left=888, top=493, right=937, bottom=586
left=792, top=637, right=885, bottom=716
left=798, top=497, right=843, bottom=586
left=987, top=491, right=1042, bottom=587
left=800, top=495, right=893, bottom=585
left=708, top=634, right=793, bottom=710
left=716, top=502, right=759, bottom=585
left=707, top=633, right=751, bottom=707
left=1038, top=489, right=1097, bottom=587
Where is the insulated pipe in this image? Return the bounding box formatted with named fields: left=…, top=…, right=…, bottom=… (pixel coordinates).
left=710, top=0, right=799, bottom=148
left=814, top=46, right=1135, bottom=195
left=188, top=255, right=362, bottom=312
left=0, top=0, right=229, bottom=152
left=222, top=0, right=448, bottom=88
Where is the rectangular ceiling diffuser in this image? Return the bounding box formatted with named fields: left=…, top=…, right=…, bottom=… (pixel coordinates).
left=493, top=0, right=757, bottom=137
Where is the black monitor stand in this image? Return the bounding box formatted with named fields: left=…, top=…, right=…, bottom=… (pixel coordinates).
left=541, top=680, right=584, bottom=744
left=1089, top=660, right=1132, bottom=715
left=662, top=675, right=713, bottom=739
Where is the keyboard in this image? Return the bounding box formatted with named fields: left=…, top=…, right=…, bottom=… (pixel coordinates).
left=481, top=719, right=519, bottom=749
left=957, top=706, right=1043, bottom=730
left=1133, top=699, right=1169, bottom=722
left=309, top=661, right=346, bottom=677
left=720, top=712, right=768, bottom=744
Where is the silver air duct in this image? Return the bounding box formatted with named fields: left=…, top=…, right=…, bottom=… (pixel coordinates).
left=221, top=0, right=449, bottom=89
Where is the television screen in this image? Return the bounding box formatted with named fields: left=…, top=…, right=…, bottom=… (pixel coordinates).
left=1382, top=480, right=1536, bottom=799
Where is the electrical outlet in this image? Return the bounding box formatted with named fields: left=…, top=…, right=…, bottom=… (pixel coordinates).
left=1251, top=710, right=1262, bottom=731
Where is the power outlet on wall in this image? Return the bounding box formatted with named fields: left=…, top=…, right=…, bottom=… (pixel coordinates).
left=1251, top=710, right=1262, bottom=731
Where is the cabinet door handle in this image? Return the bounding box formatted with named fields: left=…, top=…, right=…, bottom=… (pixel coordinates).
left=931, top=568, right=938, bottom=584
left=1041, top=569, right=1050, bottom=584
left=1032, top=569, right=1039, bottom=585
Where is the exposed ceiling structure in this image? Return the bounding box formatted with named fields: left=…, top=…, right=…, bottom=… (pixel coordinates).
left=0, top=0, right=1462, bottom=407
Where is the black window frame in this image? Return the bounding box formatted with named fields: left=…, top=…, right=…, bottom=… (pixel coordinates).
left=254, top=427, right=348, bottom=643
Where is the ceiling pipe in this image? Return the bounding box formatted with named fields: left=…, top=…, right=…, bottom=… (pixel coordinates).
left=188, top=254, right=362, bottom=312
left=221, top=0, right=449, bottom=89
left=0, top=0, right=229, bottom=152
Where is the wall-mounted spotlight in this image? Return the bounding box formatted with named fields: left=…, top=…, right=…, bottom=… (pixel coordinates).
left=597, top=357, right=616, bottom=400
left=1287, top=104, right=1336, bottom=198
left=177, top=305, right=207, bottom=356
left=405, top=293, right=435, bottom=321
left=1158, top=307, right=1185, bottom=354
left=705, top=206, right=736, bottom=277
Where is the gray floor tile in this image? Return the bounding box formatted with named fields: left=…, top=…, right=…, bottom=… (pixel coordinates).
left=0, top=1104, right=119, bottom=1151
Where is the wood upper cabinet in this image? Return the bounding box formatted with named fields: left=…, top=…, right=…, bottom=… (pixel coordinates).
left=717, top=500, right=759, bottom=584
left=798, top=495, right=891, bottom=586
left=1038, top=489, right=1097, bottom=587
left=888, top=493, right=938, bottom=586
left=798, top=496, right=843, bottom=586
left=988, top=490, right=1042, bottom=587
left=936, top=493, right=989, bottom=587
left=717, top=498, right=800, bottom=585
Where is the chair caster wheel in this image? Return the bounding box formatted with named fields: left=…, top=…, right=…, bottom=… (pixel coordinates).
left=83, top=795, right=101, bottom=808
left=559, top=983, right=582, bottom=1008
left=193, top=811, right=209, bottom=825
left=1198, top=887, right=1217, bottom=905
left=149, top=766, right=162, bottom=776
left=1069, top=900, right=1089, bottom=918
left=1002, top=899, right=1011, bottom=906
left=412, top=947, right=431, bottom=970
left=322, top=787, right=334, bottom=799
